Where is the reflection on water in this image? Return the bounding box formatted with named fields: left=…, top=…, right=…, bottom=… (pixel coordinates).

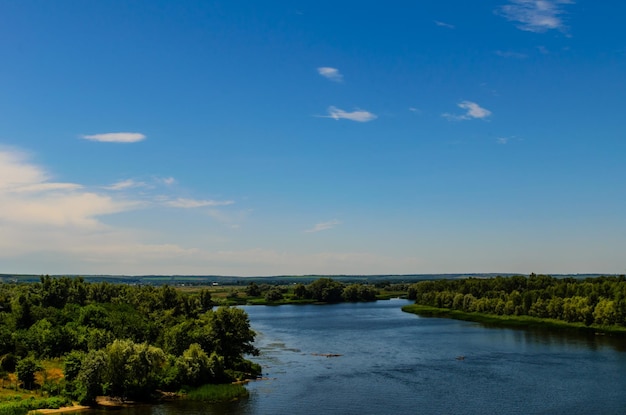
left=76, top=299, right=626, bottom=415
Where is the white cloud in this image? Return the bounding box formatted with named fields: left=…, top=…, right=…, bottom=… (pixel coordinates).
left=0, top=149, right=47, bottom=189
left=161, top=177, right=176, bottom=185
left=0, top=150, right=138, bottom=228
left=0, top=150, right=82, bottom=194
left=305, top=220, right=341, bottom=233
left=460, top=101, right=491, bottom=118
left=435, top=20, right=455, bottom=29
left=317, top=67, right=343, bottom=82
left=0, top=147, right=240, bottom=238
left=497, top=0, right=573, bottom=33
left=0, top=147, right=260, bottom=275
left=165, top=198, right=235, bottom=208
left=497, top=137, right=510, bottom=144
left=442, top=101, right=492, bottom=121
left=324, top=106, right=377, bottom=122
left=81, top=132, right=146, bottom=143
left=1, top=192, right=137, bottom=227
left=409, top=107, right=421, bottom=114
left=105, top=179, right=146, bottom=191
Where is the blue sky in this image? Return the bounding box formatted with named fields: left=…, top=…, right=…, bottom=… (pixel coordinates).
left=1, top=0, right=625, bottom=276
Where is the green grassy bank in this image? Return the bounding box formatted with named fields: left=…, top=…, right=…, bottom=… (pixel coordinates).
left=183, top=384, right=248, bottom=403
left=401, top=304, right=626, bottom=335
left=0, top=396, right=73, bottom=415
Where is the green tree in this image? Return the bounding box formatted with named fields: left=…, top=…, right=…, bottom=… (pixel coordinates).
left=342, top=284, right=361, bottom=302
left=245, top=282, right=261, bottom=297
left=16, top=355, right=43, bottom=390
left=197, top=289, right=213, bottom=312
left=12, top=294, right=34, bottom=330
left=63, top=350, right=85, bottom=382
left=105, top=339, right=166, bottom=400
left=293, top=283, right=308, bottom=299
left=264, top=287, right=283, bottom=302
left=207, top=307, right=258, bottom=367
left=175, top=343, right=225, bottom=386
left=307, top=278, right=344, bottom=303
left=593, top=298, right=618, bottom=326
left=76, top=349, right=107, bottom=404
left=162, top=321, right=195, bottom=356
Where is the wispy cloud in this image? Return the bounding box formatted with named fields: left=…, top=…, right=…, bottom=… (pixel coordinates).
left=105, top=179, right=146, bottom=191
left=497, top=137, right=510, bottom=144
left=11, top=183, right=83, bottom=193
left=442, top=101, right=492, bottom=121
left=434, top=20, right=455, bottom=29
left=161, top=177, right=176, bottom=185
left=317, top=67, right=343, bottom=82
left=305, top=220, right=341, bottom=233
left=165, top=198, right=234, bottom=208
left=497, top=0, right=574, bottom=33
left=81, top=132, right=146, bottom=143
left=409, top=107, right=422, bottom=114
left=323, top=106, right=377, bottom=122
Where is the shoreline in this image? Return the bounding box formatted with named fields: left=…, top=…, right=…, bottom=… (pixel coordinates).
left=27, top=396, right=149, bottom=414
left=29, top=406, right=90, bottom=414
left=401, top=304, right=626, bottom=335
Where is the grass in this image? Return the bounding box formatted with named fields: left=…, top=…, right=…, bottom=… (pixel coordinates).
left=401, top=304, right=626, bottom=335
left=0, top=396, right=73, bottom=415
left=183, top=384, right=248, bottom=403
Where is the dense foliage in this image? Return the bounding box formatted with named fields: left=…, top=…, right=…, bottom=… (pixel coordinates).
left=0, top=276, right=260, bottom=404
left=245, top=278, right=379, bottom=303
left=408, top=274, right=626, bottom=327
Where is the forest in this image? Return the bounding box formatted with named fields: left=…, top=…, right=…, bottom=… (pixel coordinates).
left=0, top=276, right=392, bottom=413
left=0, top=276, right=260, bottom=408
left=4, top=273, right=626, bottom=413
left=241, top=277, right=383, bottom=303
left=407, top=274, right=626, bottom=328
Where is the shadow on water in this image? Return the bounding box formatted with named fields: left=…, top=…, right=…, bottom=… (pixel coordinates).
left=458, top=318, right=626, bottom=353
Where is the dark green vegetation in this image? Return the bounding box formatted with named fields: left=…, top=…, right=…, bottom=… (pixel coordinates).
left=0, top=276, right=260, bottom=410
left=184, top=383, right=248, bottom=402
left=406, top=274, right=626, bottom=333
left=0, top=396, right=73, bottom=415
left=233, top=278, right=407, bottom=305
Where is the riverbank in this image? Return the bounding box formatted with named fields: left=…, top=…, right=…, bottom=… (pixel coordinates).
left=29, top=405, right=89, bottom=414
left=231, top=292, right=407, bottom=306
left=25, top=384, right=248, bottom=414
left=401, top=304, right=626, bottom=335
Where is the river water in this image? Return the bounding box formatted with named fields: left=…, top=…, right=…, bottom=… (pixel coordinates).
left=81, top=299, right=626, bottom=414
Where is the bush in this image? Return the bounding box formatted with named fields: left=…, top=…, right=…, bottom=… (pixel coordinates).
left=0, top=396, right=73, bottom=415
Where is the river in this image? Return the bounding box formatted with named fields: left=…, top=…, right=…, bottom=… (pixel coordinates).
left=80, top=299, right=626, bottom=414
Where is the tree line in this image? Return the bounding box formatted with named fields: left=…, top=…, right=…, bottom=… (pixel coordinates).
left=407, top=274, right=626, bottom=327
left=244, top=278, right=379, bottom=303
left=0, top=276, right=260, bottom=404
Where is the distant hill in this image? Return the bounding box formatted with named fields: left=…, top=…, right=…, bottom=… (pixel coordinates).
left=0, top=273, right=612, bottom=286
